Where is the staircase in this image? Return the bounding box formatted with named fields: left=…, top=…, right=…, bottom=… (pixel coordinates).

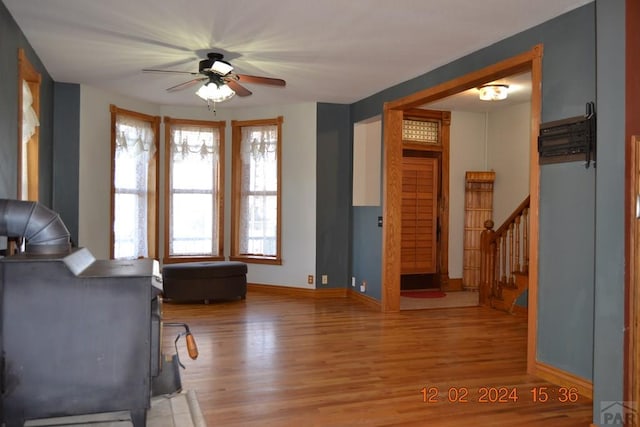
left=479, top=196, right=530, bottom=314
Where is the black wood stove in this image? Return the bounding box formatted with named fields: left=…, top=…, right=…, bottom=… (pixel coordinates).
left=0, top=199, right=173, bottom=426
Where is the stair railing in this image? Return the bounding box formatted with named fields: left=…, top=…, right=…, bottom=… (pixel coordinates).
left=479, top=196, right=530, bottom=306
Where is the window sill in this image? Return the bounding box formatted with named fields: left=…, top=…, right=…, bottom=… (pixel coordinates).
left=230, top=255, right=282, bottom=266
left=163, top=255, right=225, bottom=264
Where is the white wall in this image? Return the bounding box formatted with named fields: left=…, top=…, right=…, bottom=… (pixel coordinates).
left=348, top=107, right=526, bottom=281
left=78, top=85, right=317, bottom=288
left=352, top=118, right=381, bottom=206
left=486, top=102, right=530, bottom=225
left=448, top=111, right=488, bottom=279
left=445, top=102, right=530, bottom=280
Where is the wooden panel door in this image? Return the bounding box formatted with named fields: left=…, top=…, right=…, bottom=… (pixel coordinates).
left=401, top=157, right=438, bottom=274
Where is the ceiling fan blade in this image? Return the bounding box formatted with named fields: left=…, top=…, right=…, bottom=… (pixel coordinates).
left=235, top=74, right=286, bottom=87
left=166, top=77, right=207, bottom=92
left=226, top=80, right=252, bottom=97
left=143, top=68, right=199, bottom=76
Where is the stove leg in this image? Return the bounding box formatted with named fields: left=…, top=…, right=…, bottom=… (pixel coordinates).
left=130, top=408, right=147, bottom=427
left=2, top=417, right=22, bottom=427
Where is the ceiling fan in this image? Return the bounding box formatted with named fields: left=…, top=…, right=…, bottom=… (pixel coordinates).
left=142, top=52, right=286, bottom=99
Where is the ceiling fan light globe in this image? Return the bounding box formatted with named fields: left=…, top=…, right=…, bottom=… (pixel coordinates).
left=196, top=82, right=235, bottom=102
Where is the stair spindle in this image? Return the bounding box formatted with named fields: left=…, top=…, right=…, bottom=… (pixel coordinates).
left=523, top=207, right=529, bottom=273
left=515, top=216, right=521, bottom=272
left=509, top=223, right=515, bottom=285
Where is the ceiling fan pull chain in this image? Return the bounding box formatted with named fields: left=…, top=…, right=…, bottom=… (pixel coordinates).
left=206, top=99, right=217, bottom=116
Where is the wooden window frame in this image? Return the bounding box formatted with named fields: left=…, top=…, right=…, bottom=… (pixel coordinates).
left=163, top=116, right=226, bottom=264
left=109, top=105, right=160, bottom=260
left=230, top=116, right=283, bottom=265
left=17, top=48, right=41, bottom=202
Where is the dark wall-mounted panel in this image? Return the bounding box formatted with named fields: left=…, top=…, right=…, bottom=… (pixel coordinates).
left=538, top=103, right=596, bottom=167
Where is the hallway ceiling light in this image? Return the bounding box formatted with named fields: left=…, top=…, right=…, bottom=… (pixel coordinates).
left=478, top=84, right=509, bottom=101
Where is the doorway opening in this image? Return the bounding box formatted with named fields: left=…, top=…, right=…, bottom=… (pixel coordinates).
left=381, top=45, right=542, bottom=374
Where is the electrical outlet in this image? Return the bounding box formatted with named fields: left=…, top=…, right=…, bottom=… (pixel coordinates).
left=360, top=280, right=367, bottom=293
left=351, top=276, right=356, bottom=287
left=307, top=275, right=314, bottom=284
left=321, top=275, right=328, bottom=285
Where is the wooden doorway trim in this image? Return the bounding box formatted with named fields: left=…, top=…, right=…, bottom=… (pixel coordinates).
left=628, top=135, right=640, bottom=415
left=381, top=44, right=542, bottom=374
left=402, top=108, right=451, bottom=287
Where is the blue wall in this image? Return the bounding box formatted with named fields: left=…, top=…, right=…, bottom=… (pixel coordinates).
left=535, top=2, right=597, bottom=384
left=593, top=0, right=626, bottom=424
left=352, top=206, right=382, bottom=299
left=315, top=103, right=352, bottom=288
left=538, top=164, right=595, bottom=379
left=52, top=82, right=80, bottom=244
left=0, top=0, right=54, bottom=205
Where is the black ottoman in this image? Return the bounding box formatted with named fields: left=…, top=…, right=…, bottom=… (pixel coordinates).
left=161, top=261, right=247, bottom=302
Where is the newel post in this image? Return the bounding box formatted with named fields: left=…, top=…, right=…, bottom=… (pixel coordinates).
left=479, top=219, right=496, bottom=306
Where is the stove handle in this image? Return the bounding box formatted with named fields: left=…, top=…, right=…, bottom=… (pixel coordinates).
left=186, top=332, right=199, bottom=360
left=164, top=322, right=199, bottom=367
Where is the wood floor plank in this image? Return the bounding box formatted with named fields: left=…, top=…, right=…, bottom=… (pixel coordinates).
left=161, top=290, right=592, bottom=426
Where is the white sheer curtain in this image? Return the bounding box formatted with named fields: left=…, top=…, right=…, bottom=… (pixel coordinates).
left=169, top=125, right=220, bottom=256
left=21, top=81, right=39, bottom=200
left=239, top=125, right=278, bottom=256
left=113, top=115, right=156, bottom=259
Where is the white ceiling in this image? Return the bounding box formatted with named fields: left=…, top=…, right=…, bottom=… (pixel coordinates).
left=425, top=71, right=532, bottom=112
left=4, top=0, right=591, bottom=110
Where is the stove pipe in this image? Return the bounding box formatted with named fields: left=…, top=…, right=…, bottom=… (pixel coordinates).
left=0, top=198, right=71, bottom=255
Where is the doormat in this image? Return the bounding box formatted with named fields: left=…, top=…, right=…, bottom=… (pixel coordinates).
left=400, top=290, right=447, bottom=298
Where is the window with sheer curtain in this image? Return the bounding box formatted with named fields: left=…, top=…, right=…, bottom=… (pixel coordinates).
left=164, top=117, right=225, bottom=262
left=21, top=81, right=39, bottom=201
left=231, top=117, right=282, bottom=264
left=18, top=48, right=41, bottom=203
left=110, top=105, right=159, bottom=260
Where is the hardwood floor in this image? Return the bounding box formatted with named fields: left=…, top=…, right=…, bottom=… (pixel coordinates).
left=161, top=290, right=592, bottom=426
